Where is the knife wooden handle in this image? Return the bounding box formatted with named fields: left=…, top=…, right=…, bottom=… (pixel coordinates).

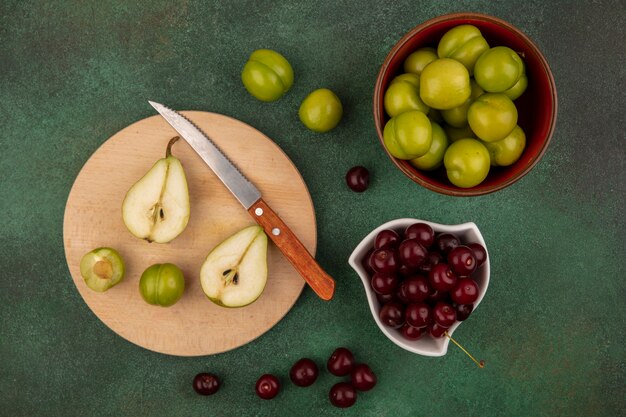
left=248, top=199, right=335, bottom=301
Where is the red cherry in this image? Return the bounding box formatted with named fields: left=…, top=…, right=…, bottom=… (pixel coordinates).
left=404, top=223, right=435, bottom=248
left=327, top=347, right=355, bottom=376
left=429, top=263, right=458, bottom=292
left=255, top=374, right=280, bottom=400
left=448, top=245, right=477, bottom=276
left=429, top=322, right=447, bottom=338
left=193, top=373, right=220, bottom=396
left=398, top=239, right=428, bottom=268
left=404, top=302, right=432, bottom=328
left=468, top=242, right=487, bottom=267
left=433, top=302, right=457, bottom=327
left=370, top=272, right=398, bottom=295
left=350, top=364, right=377, bottom=391
left=401, top=324, right=427, bottom=340
left=451, top=278, right=479, bottom=305
left=396, top=276, right=430, bottom=303
left=329, top=382, right=357, bottom=408
left=375, top=229, right=400, bottom=250
left=289, top=358, right=318, bottom=387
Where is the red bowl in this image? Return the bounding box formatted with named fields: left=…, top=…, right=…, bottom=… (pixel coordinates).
left=373, top=13, right=558, bottom=196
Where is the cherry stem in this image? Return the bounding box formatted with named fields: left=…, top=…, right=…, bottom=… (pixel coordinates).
left=445, top=331, right=485, bottom=368
left=166, top=136, right=179, bottom=158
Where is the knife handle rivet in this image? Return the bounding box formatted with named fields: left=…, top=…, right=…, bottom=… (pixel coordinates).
left=255, top=208, right=264, bottom=216
left=272, top=228, right=281, bottom=236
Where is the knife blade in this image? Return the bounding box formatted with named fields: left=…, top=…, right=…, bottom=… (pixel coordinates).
left=149, top=101, right=335, bottom=301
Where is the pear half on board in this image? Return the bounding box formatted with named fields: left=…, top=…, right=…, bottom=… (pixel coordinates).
left=122, top=137, right=190, bottom=243
left=200, top=225, right=268, bottom=308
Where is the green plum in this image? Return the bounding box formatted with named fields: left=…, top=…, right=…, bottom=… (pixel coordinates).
left=404, top=47, right=438, bottom=75
left=503, top=73, right=528, bottom=100
left=139, top=263, right=185, bottom=307
left=441, top=79, right=484, bottom=128
left=241, top=49, right=294, bottom=101
left=299, top=88, right=343, bottom=132
left=468, top=93, right=518, bottom=142
left=420, top=58, right=471, bottom=110
left=80, top=247, right=125, bottom=292
left=410, top=122, right=448, bottom=170
left=483, top=125, right=526, bottom=166
left=437, top=24, right=490, bottom=75
left=384, top=74, right=430, bottom=117
left=391, top=73, right=420, bottom=87
left=474, top=46, right=524, bottom=92
left=444, top=124, right=476, bottom=142
left=383, top=110, right=432, bottom=160
left=444, top=138, right=490, bottom=188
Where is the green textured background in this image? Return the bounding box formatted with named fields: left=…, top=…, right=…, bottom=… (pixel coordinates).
left=1, top=1, right=624, bottom=416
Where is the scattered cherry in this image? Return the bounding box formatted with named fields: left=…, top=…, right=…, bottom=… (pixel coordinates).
left=401, top=324, right=427, bottom=340
left=405, top=302, right=432, bottom=328
left=346, top=166, right=369, bottom=192
left=327, top=347, right=355, bottom=376
left=375, top=229, right=400, bottom=250
left=379, top=301, right=404, bottom=328
left=369, top=248, right=399, bottom=274
left=350, top=364, right=377, bottom=391
left=370, top=272, right=398, bottom=295
left=398, top=239, right=428, bottom=268
left=451, top=278, right=479, bottom=305
left=290, top=358, right=318, bottom=387
left=193, top=373, right=220, bottom=396
left=433, top=302, right=456, bottom=327
left=455, top=303, right=474, bottom=321
left=405, top=223, right=435, bottom=248
left=429, top=263, right=458, bottom=292
left=329, top=382, right=357, bottom=408
left=436, top=233, right=460, bottom=254
left=396, top=276, right=430, bottom=303
left=448, top=246, right=477, bottom=276
left=255, top=374, right=280, bottom=400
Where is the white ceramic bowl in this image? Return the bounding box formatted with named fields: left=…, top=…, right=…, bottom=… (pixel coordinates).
left=348, top=218, right=490, bottom=357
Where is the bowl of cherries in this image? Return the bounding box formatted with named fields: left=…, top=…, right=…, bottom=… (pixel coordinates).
left=349, top=219, right=489, bottom=357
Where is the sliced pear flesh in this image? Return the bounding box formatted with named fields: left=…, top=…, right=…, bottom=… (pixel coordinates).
left=200, top=225, right=268, bottom=308
left=80, top=247, right=125, bottom=292
left=122, top=137, right=190, bottom=243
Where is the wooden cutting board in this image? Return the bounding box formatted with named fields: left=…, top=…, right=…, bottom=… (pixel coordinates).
left=63, top=112, right=316, bottom=356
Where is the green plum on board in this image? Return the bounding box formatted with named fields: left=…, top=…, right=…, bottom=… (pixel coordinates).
left=80, top=247, right=125, bottom=292
left=139, top=263, right=185, bottom=307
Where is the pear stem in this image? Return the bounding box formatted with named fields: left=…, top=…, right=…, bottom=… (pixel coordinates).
left=166, top=136, right=180, bottom=158
left=445, top=331, right=485, bottom=368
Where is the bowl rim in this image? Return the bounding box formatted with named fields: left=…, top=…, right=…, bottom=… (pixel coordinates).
left=348, top=218, right=490, bottom=357
left=373, top=12, right=558, bottom=196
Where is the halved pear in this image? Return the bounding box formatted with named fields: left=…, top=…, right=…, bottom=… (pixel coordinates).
left=122, top=137, right=190, bottom=243
left=80, top=247, right=125, bottom=292
left=200, top=225, right=268, bottom=308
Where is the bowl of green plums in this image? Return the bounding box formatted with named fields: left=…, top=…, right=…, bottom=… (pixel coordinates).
left=373, top=13, right=557, bottom=196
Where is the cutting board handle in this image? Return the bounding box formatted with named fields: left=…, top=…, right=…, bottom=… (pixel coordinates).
left=248, top=199, right=336, bottom=301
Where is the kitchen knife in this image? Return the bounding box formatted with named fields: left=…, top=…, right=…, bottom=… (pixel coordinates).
left=148, top=101, right=336, bottom=301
